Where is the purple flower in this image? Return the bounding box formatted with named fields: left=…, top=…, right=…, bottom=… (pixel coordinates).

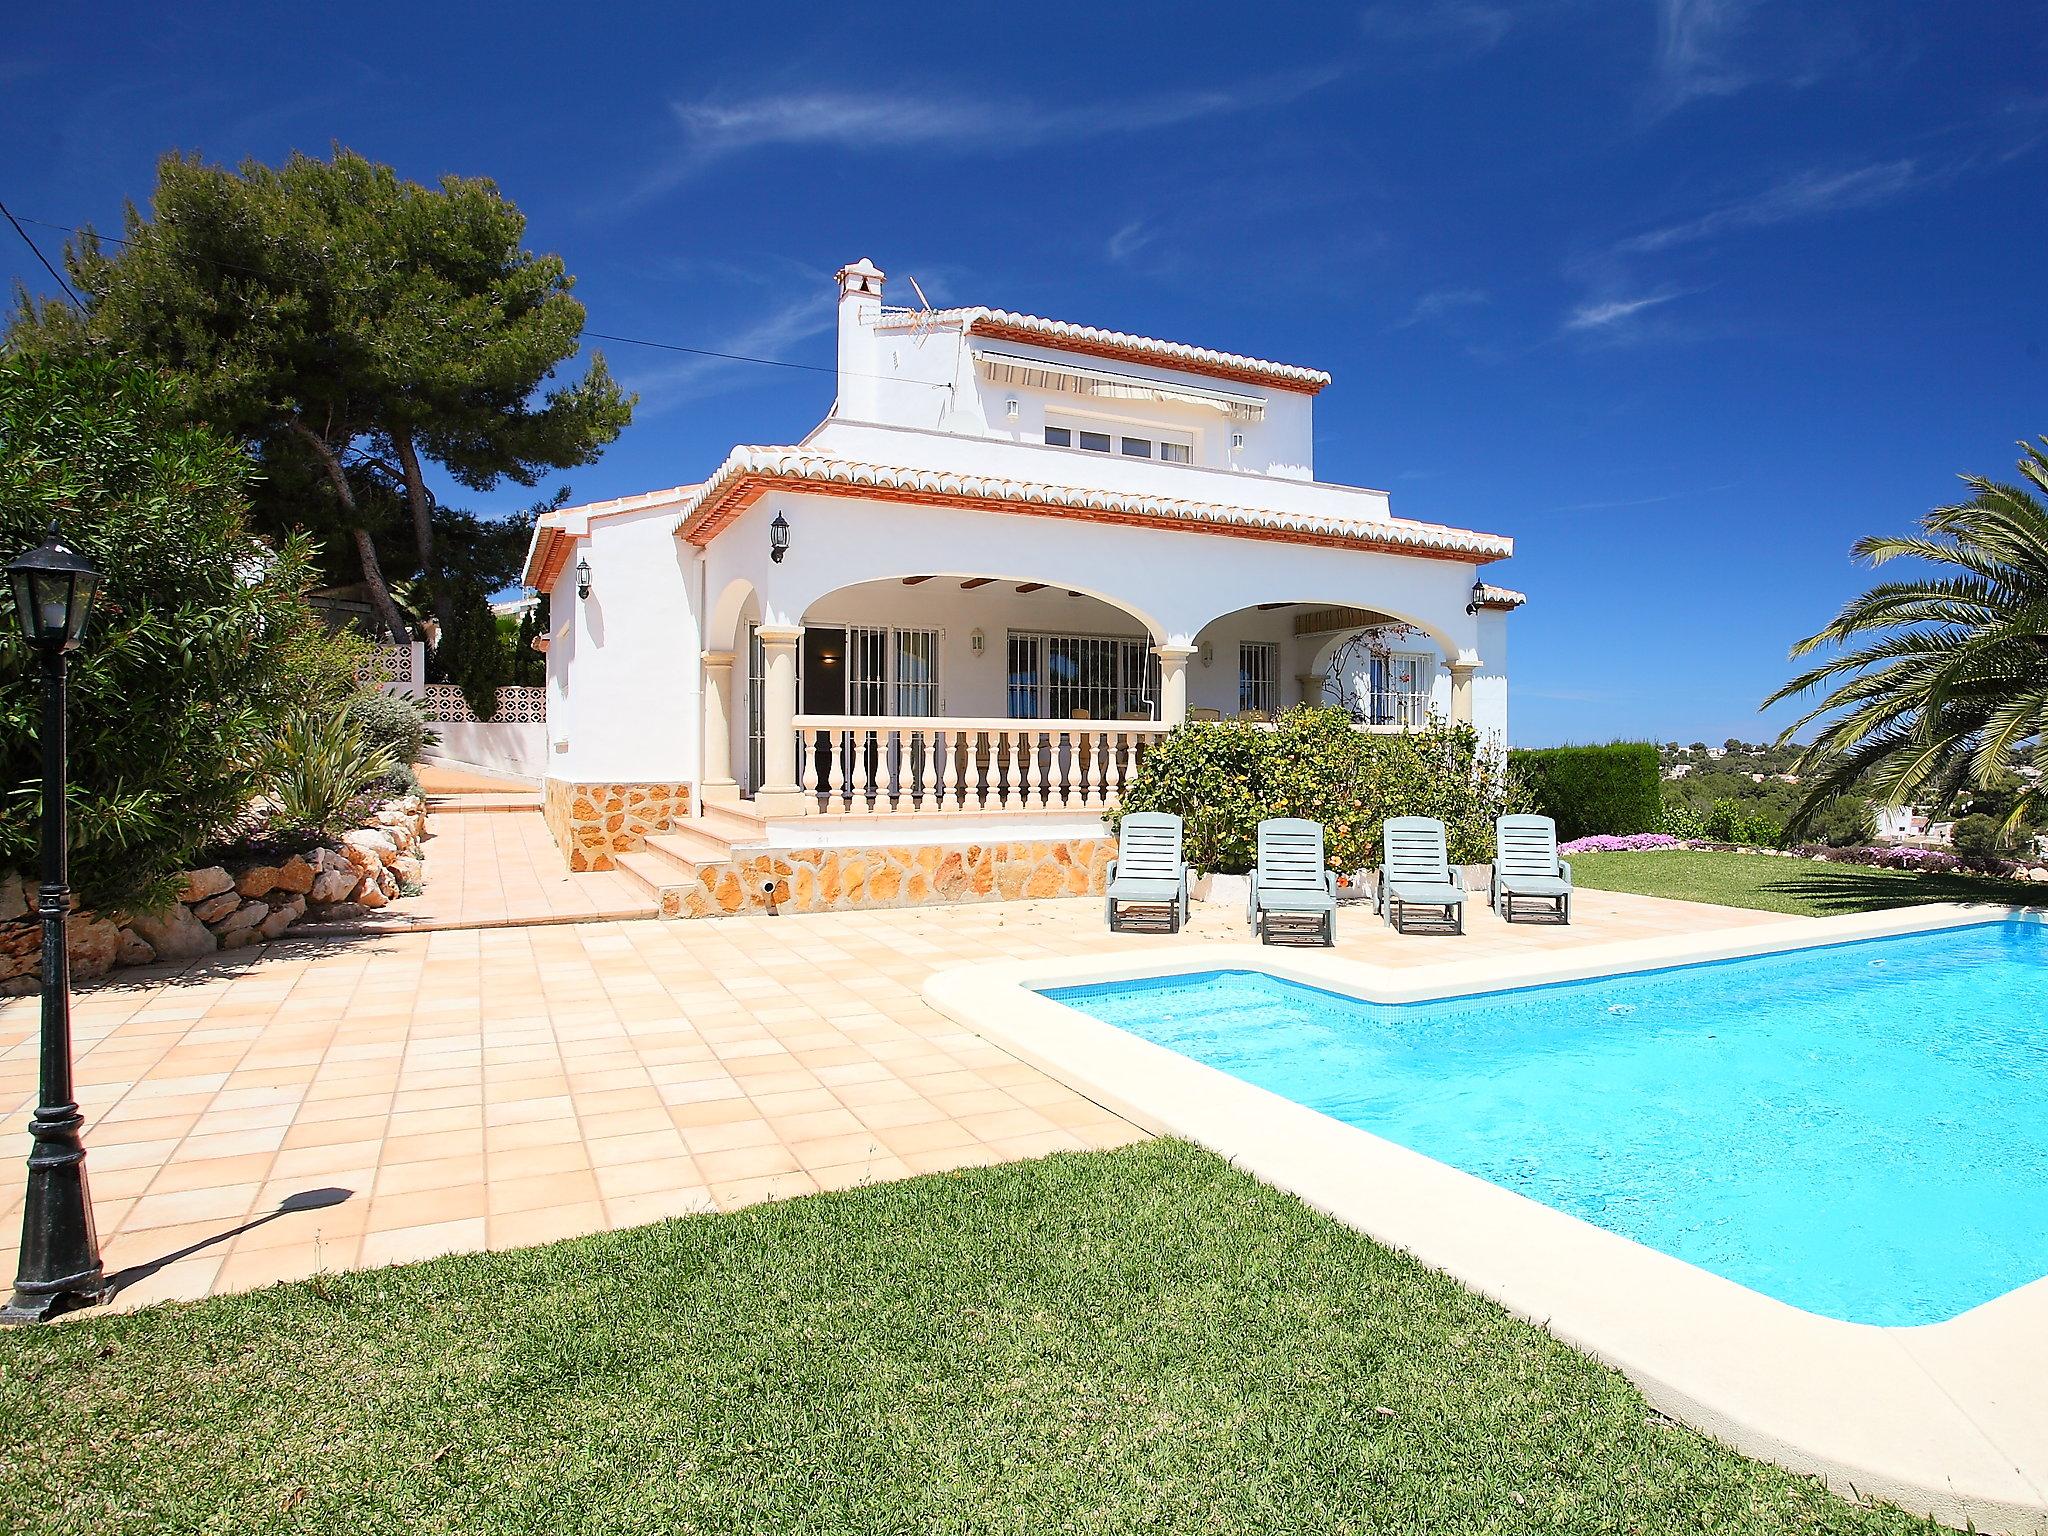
left=1559, top=833, right=1683, bottom=854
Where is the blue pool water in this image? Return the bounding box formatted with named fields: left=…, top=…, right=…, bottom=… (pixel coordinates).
left=1045, top=920, right=2048, bottom=1326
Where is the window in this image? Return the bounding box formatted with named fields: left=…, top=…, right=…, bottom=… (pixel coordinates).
left=1238, top=642, right=1278, bottom=717
left=1366, top=653, right=1435, bottom=728
left=845, top=625, right=940, bottom=717
left=1008, top=631, right=1158, bottom=720
left=1046, top=411, right=1194, bottom=464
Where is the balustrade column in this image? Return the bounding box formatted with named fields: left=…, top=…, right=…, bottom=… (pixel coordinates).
left=1155, top=645, right=1198, bottom=728
left=700, top=649, right=738, bottom=802
left=754, top=626, right=810, bottom=815
left=1449, top=663, right=1477, bottom=726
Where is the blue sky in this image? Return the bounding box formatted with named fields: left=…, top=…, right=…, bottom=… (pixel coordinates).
left=5, top=1, right=2044, bottom=745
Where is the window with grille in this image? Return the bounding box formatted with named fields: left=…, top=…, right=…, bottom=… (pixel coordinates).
left=845, top=625, right=939, bottom=716
left=1007, top=631, right=1157, bottom=720
left=1238, top=642, right=1279, bottom=717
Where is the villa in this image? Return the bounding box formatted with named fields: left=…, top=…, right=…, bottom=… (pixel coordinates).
left=522, top=259, right=1524, bottom=915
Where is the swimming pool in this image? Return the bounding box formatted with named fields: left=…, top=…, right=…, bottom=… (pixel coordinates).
left=1045, top=919, right=2048, bottom=1327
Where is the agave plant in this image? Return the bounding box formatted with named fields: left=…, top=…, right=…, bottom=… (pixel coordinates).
left=266, top=708, right=400, bottom=836
left=1767, top=437, right=2048, bottom=836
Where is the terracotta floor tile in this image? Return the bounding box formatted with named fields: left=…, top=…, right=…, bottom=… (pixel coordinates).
left=487, top=1170, right=601, bottom=1217
left=360, top=1217, right=488, bottom=1269
left=693, top=1143, right=803, bottom=1183
left=488, top=1201, right=609, bottom=1251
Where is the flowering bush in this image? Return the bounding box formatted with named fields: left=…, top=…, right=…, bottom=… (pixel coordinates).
left=1559, top=832, right=1683, bottom=854
left=1792, top=843, right=1969, bottom=874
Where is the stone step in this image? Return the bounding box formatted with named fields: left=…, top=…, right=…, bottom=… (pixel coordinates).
left=647, top=826, right=737, bottom=869
left=612, top=850, right=694, bottom=901
left=426, top=793, right=541, bottom=815
left=698, top=800, right=771, bottom=842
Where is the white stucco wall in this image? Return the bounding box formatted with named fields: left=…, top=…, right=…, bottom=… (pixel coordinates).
left=547, top=500, right=702, bottom=784
left=708, top=488, right=1489, bottom=660
left=836, top=280, right=1316, bottom=478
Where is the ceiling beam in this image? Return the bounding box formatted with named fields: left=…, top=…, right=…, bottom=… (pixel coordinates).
left=1015, top=582, right=1046, bottom=594
left=960, top=577, right=995, bottom=589
left=901, top=575, right=934, bottom=585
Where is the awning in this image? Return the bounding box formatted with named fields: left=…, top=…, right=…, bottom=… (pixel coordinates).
left=972, top=349, right=1266, bottom=422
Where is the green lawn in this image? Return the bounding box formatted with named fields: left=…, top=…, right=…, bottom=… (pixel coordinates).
left=0, top=1141, right=1934, bottom=1534
left=1568, top=847, right=2043, bottom=917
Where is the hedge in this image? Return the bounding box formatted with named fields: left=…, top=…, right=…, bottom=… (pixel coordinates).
left=1509, top=742, right=1661, bottom=842
left=1113, top=708, right=1530, bottom=875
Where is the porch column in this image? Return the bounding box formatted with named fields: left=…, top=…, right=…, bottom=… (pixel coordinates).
left=1155, top=645, right=1198, bottom=727
left=700, top=649, right=737, bottom=803
left=753, top=625, right=810, bottom=815
left=1449, top=662, right=1476, bottom=726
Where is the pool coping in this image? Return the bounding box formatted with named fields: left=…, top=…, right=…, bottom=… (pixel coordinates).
left=923, top=901, right=2048, bottom=1534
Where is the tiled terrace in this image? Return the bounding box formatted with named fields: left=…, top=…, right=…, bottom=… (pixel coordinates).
left=0, top=876, right=1783, bottom=1314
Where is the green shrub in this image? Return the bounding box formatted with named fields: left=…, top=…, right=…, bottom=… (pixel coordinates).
left=1811, top=795, right=1877, bottom=848
left=344, top=690, right=435, bottom=766
left=1113, top=707, right=1529, bottom=875
left=1510, top=743, right=1661, bottom=841
left=1108, top=717, right=1268, bottom=875
left=266, top=710, right=399, bottom=836
left=0, top=355, right=354, bottom=913
left=1952, top=813, right=2006, bottom=859
left=1701, top=798, right=1784, bottom=848
left=1659, top=801, right=1707, bottom=840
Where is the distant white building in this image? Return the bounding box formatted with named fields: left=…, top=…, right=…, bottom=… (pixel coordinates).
left=521, top=259, right=1524, bottom=911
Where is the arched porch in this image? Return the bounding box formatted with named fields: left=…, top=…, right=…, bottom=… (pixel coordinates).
left=1186, top=601, right=1480, bottom=731
left=729, top=573, right=1184, bottom=816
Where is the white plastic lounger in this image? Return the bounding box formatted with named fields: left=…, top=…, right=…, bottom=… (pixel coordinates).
left=1374, top=816, right=1467, bottom=934
left=1105, top=812, right=1189, bottom=933
left=1491, top=813, right=1572, bottom=923
left=1248, top=818, right=1336, bottom=946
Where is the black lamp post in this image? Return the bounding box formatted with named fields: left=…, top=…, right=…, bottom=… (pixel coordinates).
left=3, top=526, right=106, bottom=1324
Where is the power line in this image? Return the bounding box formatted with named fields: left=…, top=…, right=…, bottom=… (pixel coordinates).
left=584, top=331, right=838, bottom=378
left=0, top=200, right=81, bottom=307
left=4, top=209, right=949, bottom=389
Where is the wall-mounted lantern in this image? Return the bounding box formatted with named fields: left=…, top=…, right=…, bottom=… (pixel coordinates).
left=970, top=627, right=986, bottom=654
left=1199, top=640, right=1214, bottom=668
left=1465, top=577, right=1485, bottom=615
left=1004, top=398, right=1019, bottom=421
left=575, top=557, right=592, bottom=600
left=769, top=511, right=791, bottom=563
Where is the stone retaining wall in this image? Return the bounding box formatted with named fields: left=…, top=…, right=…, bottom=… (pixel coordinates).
left=544, top=778, right=693, bottom=872
left=661, top=838, right=1115, bottom=920
left=0, top=798, right=429, bottom=994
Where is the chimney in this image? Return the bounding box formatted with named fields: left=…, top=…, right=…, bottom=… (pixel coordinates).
left=834, top=257, right=885, bottom=421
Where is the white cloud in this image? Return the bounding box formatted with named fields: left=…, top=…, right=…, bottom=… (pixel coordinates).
left=1647, top=0, right=1761, bottom=114
left=1106, top=220, right=1154, bottom=264
left=642, top=67, right=1346, bottom=194
left=1619, top=159, right=1919, bottom=253
left=1396, top=286, right=1489, bottom=328
left=1564, top=291, right=1683, bottom=330
left=1358, top=1, right=1513, bottom=53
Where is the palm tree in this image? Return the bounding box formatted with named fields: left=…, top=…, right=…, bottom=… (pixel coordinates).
left=1767, top=437, right=2048, bottom=837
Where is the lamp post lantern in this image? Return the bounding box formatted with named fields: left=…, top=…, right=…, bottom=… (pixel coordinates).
left=3, top=525, right=107, bottom=1323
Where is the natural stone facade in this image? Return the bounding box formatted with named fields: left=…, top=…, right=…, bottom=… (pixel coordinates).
left=659, top=837, right=1114, bottom=920
left=0, top=798, right=429, bottom=994
left=544, top=778, right=693, bottom=871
